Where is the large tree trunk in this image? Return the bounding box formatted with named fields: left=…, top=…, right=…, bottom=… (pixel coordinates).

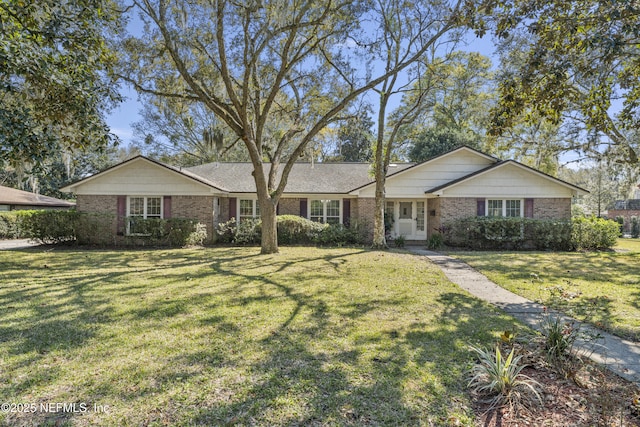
left=259, top=197, right=278, bottom=254
left=372, top=174, right=387, bottom=248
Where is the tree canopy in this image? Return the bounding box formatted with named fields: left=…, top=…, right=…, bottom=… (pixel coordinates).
left=487, top=0, right=640, bottom=164
left=0, top=0, right=122, bottom=169
left=120, top=0, right=473, bottom=253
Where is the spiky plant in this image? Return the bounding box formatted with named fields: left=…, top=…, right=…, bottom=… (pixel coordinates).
left=468, top=345, right=542, bottom=409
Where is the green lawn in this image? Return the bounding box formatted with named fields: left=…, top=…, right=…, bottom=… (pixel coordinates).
left=0, top=247, right=518, bottom=426
left=449, top=238, right=640, bottom=342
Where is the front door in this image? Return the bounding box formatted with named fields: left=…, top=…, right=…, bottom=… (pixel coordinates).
left=398, top=202, right=413, bottom=237
left=388, top=200, right=427, bottom=240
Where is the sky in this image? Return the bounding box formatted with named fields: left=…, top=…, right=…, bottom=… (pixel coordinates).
left=104, top=13, right=499, bottom=150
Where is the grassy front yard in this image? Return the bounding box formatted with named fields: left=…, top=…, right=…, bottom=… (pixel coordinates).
left=0, top=247, right=517, bottom=426
left=450, top=239, right=640, bottom=342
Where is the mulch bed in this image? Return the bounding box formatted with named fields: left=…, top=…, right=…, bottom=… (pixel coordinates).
left=472, top=356, right=640, bottom=426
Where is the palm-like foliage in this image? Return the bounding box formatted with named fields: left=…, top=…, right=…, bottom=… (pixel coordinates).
left=468, top=345, right=542, bottom=409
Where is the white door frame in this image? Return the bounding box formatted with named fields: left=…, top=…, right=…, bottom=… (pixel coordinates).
left=387, top=199, right=427, bottom=240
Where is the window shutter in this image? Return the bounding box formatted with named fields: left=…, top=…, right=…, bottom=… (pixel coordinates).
left=343, top=199, right=351, bottom=226
left=525, top=198, right=534, bottom=218
left=299, top=198, right=307, bottom=218
left=163, top=196, right=172, bottom=219
left=476, top=199, right=485, bottom=217
left=117, top=196, right=126, bottom=235
left=229, top=197, right=237, bottom=220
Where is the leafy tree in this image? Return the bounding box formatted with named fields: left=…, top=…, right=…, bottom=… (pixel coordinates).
left=120, top=0, right=475, bottom=253
left=408, top=127, right=477, bottom=162
left=396, top=51, right=493, bottom=163
left=328, top=112, right=374, bottom=162
left=367, top=0, right=476, bottom=248
left=0, top=0, right=122, bottom=169
left=559, top=159, right=636, bottom=216
left=0, top=144, right=123, bottom=199
left=132, top=97, right=248, bottom=166
left=486, top=1, right=640, bottom=164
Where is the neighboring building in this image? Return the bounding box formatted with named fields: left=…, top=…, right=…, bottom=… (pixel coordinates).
left=608, top=199, right=640, bottom=233
left=0, top=185, right=75, bottom=211
left=60, top=146, right=588, bottom=243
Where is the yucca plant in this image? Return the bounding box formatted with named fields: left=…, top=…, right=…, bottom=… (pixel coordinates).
left=468, top=345, right=542, bottom=409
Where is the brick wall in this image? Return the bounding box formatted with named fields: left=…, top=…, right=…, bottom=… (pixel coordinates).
left=172, top=196, right=215, bottom=240
left=76, top=194, right=217, bottom=241
left=533, top=198, right=571, bottom=219
left=608, top=209, right=640, bottom=232
left=440, top=198, right=478, bottom=224
left=353, top=197, right=375, bottom=242
left=76, top=195, right=119, bottom=235
left=278, top=198, right=301, bottom=216
left=427, top=198, right=441, bottom=238
left=218, top=197, right=230, bottom=223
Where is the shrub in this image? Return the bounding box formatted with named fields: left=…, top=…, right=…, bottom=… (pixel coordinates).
left=468, top=345, right=541, bottom=409
left=427, top=233, right=443, bottom=250
left=631, top=216, right=639, bottom=238
left=17, top=210, right=79, bottom=244
left=393, top=234, right=406, bottom=248
left=217, top=215, right=364, bottom=246
left=215, top=217, right=237, bottom=243
left=313, top=223, right=365, bottom=246
left=234, top=218, right=261, bottom=245
left=443, top=216, right=618, bottom=251
left=124, top=217, right=209, bottom=247
left=0, top=212, right=22, bottom=239
left=570, top=216, right=619, bottom=250
left=76, top=213, right=115, bottom=246
left=185, top=222, right=208, bottom=246
left=277, top=215, right=326, bottom=244
left=443, top=217, right=572, bottom=250
left=614, top=216, right=625, bottom=236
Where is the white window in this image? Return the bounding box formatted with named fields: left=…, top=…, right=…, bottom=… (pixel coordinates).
left=309, top=199, right=341, bottom=224
left=0, top=205, right=10, bottom=211
left=238, top=199, right=260, bottom=222
left=487, top=199, right=522, bottom=218
left=127, top=196, right=163, bottom=234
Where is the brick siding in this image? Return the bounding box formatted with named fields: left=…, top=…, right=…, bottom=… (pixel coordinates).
left=76, top=195, right=119, bottom=235
left=427, top=198, right=441, bottom=238
left=608, top=209, right=640, bottom=233
left=440, top=198, right=478, bottom=223
left=172, top=196, right=215, bottom=240
left=533, top=198, right=571, bottom=219
left=278, top=198, right=301, bottom=216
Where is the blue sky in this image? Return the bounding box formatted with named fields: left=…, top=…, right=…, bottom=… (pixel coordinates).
left=105, top=13, right=498, bottom=150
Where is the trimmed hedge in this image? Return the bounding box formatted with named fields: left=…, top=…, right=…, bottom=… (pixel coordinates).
left=0, top=210, right=207, bottom=247
left=0, top=212, right=22, bottom=239
left=443, top=216, right=619, bottom=251
left=570, top=216, right=619, bottom=250
left=216, top=215, right=366, bottom=246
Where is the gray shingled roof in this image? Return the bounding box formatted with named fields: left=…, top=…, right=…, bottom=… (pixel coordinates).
left=185, top=162, right=414, bottom=193
left=0, top=185, right=75, bottom=207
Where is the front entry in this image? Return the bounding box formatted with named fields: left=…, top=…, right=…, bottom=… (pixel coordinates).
left=385, top=200, right=426, bottom=240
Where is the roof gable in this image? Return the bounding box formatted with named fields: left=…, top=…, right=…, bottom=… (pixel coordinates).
left=426, top=160, right=589, bottom=197
left=351, top=146, right=497, bottom=196
left=61, top=156, right=226, bottom=195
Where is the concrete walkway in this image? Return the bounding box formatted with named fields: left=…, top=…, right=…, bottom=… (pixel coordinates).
left=0, top=239, right=40, bottom=250
left=408, top=247, right=640, bottom=386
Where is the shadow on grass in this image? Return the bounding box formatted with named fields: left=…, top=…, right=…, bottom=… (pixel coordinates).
left=0, top=247, right=521, bottom=426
